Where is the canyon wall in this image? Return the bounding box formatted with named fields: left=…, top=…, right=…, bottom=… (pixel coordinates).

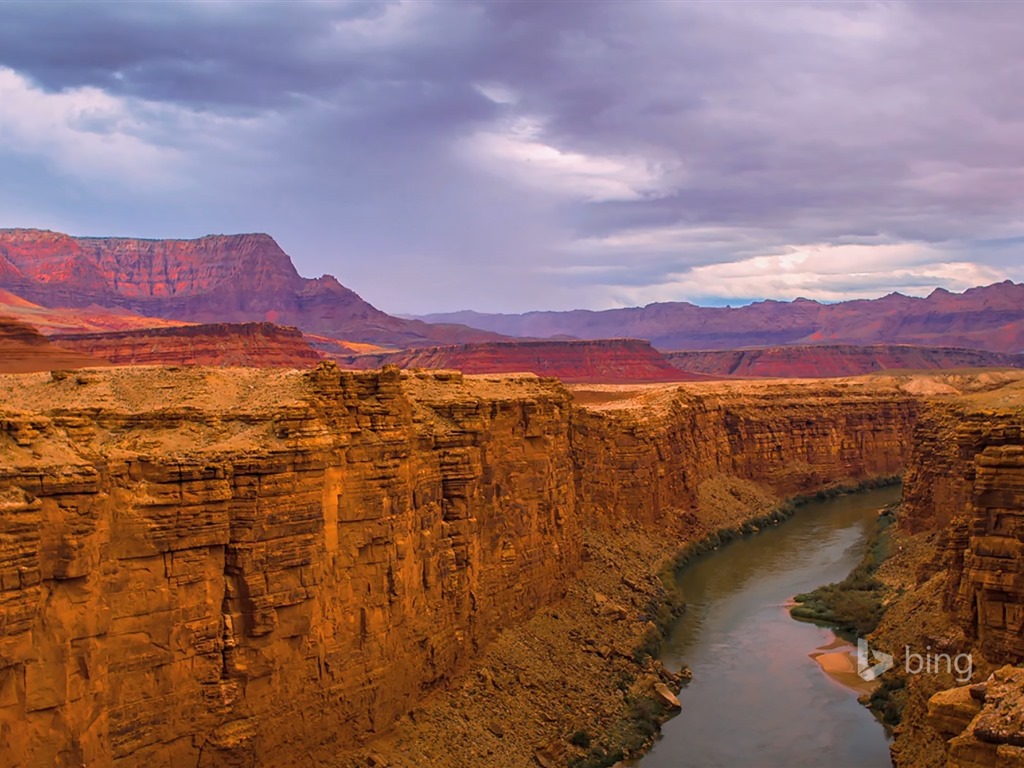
left=901, top=384, right=1024, bottom=661
left=0, top=366, right=920, bottom=767
left=877, top=376, right=1024, bottom=768
left=572, top=382, right=916, bottom=530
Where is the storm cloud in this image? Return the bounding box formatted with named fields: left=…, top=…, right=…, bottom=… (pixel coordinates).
left=0, top=0, right=1021, bottom=312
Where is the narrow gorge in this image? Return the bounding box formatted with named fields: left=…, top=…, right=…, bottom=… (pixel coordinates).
left=1, top=364, right=1022, bottom=767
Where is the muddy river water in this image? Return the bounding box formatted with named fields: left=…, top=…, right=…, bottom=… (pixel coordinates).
left=633, top=485, right=902, bottom=768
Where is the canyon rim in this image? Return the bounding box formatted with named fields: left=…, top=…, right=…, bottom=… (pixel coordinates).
left=4, top=3, right=1024, bottom=766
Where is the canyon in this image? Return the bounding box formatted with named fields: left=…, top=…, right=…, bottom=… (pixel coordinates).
left=7, top=361, right=1006, bottom=767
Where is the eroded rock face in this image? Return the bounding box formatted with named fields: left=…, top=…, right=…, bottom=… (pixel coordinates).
left=48, top=322, right=324, bottom=368
left=0, top=365, right=579, bottom=766
left=928, top=666, right=1024, bottom=768
left=0, top=367, right=920, bottom=766
left=901, top=399, right=1024, bottom=659
left=0, top=229, right=502, bottom=347
left=888, top=383, right=1024, bottom=768
left=572, top=383, right=916, bottom=529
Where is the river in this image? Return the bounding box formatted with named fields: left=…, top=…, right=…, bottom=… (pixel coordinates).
left=633, top=485, right=901, bottom=768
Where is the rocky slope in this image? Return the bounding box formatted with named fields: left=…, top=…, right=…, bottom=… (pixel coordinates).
left=49, top=323, right=324, bottom=368
left=0, top=287, right=195, bottom=335
left=864, top=373, right=1024, bottom=768
left=0, top=317, right=108, bottom=373
left=0, top=366, right=921, bottom=767
left=419, top=281, right=1024, bottom=353
left=337, top=339, right=706, bottom=382
left=0, top=229, right=502, bottom=347
left=666, top=345, right=1024, bottom=378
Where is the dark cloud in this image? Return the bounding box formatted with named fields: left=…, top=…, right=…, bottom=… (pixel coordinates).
left=0, top=0, right=1022, bottom=312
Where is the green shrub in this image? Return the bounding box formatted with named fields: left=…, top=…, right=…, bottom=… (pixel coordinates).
left=570, top=730, right=592, bottom=748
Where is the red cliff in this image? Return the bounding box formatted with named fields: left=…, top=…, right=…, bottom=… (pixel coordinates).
left=337, top=339, right=708, bottom=382
left=0, top=229, right=503, bottom=348
left=49, top=323, right=324, bottom=368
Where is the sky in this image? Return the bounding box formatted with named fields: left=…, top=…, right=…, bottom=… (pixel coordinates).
left=1, top=1, right=1022, bottom=314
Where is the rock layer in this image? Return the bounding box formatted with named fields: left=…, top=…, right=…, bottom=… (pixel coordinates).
left=0, top=317, right=107, bottom=373
left=0, top=367, right=919, bottom=767
left=338, top=339, right=705, bottom=382
left=49, top=323, right=324, bottom=368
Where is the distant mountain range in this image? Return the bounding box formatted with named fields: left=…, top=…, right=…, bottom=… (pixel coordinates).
left=417, top=281, right=1024, bottom=354
left=2, top=227, right=1023, bottom=378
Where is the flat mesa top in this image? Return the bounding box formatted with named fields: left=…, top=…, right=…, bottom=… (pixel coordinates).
left=568, top=370, right=1024, bottom=412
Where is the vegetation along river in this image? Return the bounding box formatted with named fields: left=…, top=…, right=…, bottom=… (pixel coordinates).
left=635, top=485, right=902, bottom=768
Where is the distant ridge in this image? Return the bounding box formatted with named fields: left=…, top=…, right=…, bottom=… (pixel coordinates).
left=416, top=280, right=1024, bottom=354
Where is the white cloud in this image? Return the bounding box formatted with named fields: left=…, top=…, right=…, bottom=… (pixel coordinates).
left=460, top=115, right=678, bottom=203
left=609, top=242, right=1011, bottom=305
left=0, top=66, right=183, bottom=186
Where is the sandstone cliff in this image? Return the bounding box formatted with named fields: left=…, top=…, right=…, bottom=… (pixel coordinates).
left=48, top=323, right=324, bottom=368
left=0, top=366, right=921, bottom=767
left=338, top=338, right=705, bottom=382
left=0, top=229, right=503, bottom=348
left=666, top=345, right=1024, bottom=379
left=867, top=373, right=1024, bottom=768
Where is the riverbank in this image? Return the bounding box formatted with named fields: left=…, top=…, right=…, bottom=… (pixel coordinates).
left=333, top=476, right=901, bottom=768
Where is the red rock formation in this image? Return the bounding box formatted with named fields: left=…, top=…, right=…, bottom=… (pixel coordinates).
left=49, top=322, right=323, bottom=368
left=337, top=339, right=709, bottom=382
left=0, top=229, right=504, bottom=347
left=0, top=366, right=919, bottom=766
left=0, top=286, right=196, bottom=335
left=665, top=345, right=1024, bottom=378
left=418, top=281, right=1024, bottom=353
left=0, top=316, right=107, bottom=373
left=902, top=397, right=1024, bottom=662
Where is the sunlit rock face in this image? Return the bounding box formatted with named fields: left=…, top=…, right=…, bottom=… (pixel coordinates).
left=0, top=229, right=502, bottom=347
left=49, top=322, right=324, bottom=368
left=0, top=366, right=921, bottom=766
